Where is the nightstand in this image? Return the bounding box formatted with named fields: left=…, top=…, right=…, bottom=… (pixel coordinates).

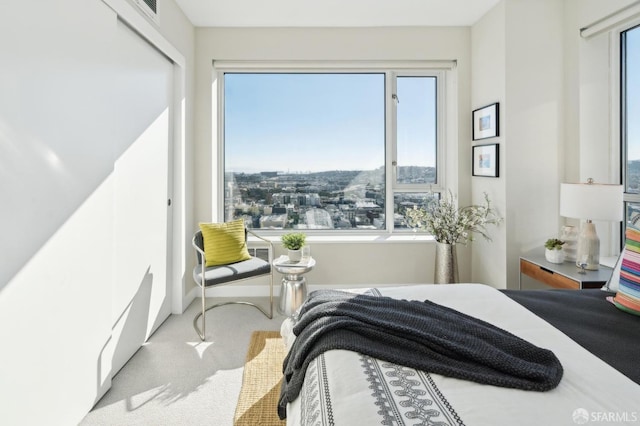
left=519, top=248, right=613, bottom=290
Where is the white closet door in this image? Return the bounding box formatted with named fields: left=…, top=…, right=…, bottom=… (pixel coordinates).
left=111, top=19, right=173, bottom=375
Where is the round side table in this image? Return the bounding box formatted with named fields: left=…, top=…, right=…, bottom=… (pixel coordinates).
left=273, top=256, right=316, bottom=316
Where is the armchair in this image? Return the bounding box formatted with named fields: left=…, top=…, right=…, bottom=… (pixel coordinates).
left=192, top=226, right=273, bottom=341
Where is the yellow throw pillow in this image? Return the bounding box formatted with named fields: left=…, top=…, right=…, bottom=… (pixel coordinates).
left=199, top=219, right=251, bottom=267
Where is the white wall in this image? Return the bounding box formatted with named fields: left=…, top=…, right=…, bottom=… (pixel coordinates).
left=470, top=0, right=636, bottom=289
left=0, top=1, right=194, bottom=424
left=503, top=0, right=565, bottom=288
left=549, top=0, right=634, bottom=261
left=470, top=2, right=508, bottom=288
left=565, top=0, right=637, bottom=259
left=563, top=0, right=637, bottom=185
left=193, top=26, right=474, bottom=293
left=470, top=0, right=566, bottom=290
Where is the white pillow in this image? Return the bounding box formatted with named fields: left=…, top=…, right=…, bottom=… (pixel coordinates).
left=602, top=249, right=623, bottom=292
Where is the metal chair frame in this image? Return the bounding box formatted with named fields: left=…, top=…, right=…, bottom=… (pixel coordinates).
left=192, top=228, right=273, bottom=341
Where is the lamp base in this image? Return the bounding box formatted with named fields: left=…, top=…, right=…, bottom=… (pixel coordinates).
left=575, top=221, right=600, bottom=270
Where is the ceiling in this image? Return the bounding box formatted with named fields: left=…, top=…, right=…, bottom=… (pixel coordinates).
left=174, top=0, right=501, bottom=28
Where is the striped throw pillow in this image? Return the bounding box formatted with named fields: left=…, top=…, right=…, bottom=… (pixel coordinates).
left=199, top=219, right=251, bottom=267
left=611, top=225, right=640, bottom=316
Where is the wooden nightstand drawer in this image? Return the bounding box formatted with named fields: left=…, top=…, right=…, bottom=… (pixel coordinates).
left=519, top=248, right=612, bottom=290
left=520, top=259, right=579, bottom=290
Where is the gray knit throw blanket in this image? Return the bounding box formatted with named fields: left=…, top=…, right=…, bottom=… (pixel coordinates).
left=278, top=289, right=563, bottom=419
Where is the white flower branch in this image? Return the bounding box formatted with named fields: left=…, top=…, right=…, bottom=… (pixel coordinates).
left=404, top=190, right=502, bottom=245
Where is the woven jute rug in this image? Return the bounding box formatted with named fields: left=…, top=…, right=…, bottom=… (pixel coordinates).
left=234, top=330, right=287, bottom=426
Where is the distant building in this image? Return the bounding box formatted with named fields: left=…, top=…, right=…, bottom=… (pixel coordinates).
left=305, top=208, right=334, bottom=229
left=259, top=214, right=288, bottom=229
left=355, top=201, right=380, bottom=209
left=335, top=218, right=352, bottom=229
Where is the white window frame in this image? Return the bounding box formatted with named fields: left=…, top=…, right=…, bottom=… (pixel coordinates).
left=610, top=18, right=640, bottom=242
left=214, top=60, right=453, bottom=235
left=388, top=71, right=446, bottom=232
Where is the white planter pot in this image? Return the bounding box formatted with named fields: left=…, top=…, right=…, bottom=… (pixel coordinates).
left=545, top=248, right=565, bottom=264
left=287, top=249, right=302, bottom=262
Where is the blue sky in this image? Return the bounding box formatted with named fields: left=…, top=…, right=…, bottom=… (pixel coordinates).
left=224, top=73, right=436, bottom=173
left=223, top=40, right=639, bottom=173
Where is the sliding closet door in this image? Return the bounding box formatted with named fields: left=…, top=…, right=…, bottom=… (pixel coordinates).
left=111, top=19, right=173, bottom=375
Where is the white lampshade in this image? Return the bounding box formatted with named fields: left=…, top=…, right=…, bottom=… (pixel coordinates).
left=559, top=180, right=623, bottom=271
left=560, top=182, right=623, bottom=221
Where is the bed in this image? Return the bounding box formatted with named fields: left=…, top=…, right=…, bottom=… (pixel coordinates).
left=279, top=284, right=639, bottom=426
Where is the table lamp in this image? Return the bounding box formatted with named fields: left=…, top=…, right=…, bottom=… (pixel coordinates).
left=560, top=179, right=623, bottom=270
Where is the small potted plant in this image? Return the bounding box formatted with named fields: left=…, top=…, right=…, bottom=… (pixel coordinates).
left=544, top=238, right=565, bottom=264
left=281, top=232, right=306, bottom=262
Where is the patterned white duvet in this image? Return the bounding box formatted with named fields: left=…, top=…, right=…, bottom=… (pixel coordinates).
left=280, top=284, right=640, bottom=426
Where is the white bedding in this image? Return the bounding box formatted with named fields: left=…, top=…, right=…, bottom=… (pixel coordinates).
left=280, top=284, right=640, bottom=426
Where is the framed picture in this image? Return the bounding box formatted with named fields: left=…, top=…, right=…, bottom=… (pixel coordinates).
left=472, top=143, right=499, bottom=177
left=472, top=102, right=499, bottom=140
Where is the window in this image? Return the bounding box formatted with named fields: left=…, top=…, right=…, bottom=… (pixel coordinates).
left=395, top=76, right=437, bottom=185
left=220, top=65, right=446, bottom=232
left=392, top=75, right=440, bottom=229
left=622, top=25, right=640, bottom=227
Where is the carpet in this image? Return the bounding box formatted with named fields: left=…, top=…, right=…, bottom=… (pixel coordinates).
left=234, top=330, right=287, bottom=426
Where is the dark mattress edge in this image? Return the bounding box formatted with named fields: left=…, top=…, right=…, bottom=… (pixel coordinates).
left=501, top=288, right=639, bottom=385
